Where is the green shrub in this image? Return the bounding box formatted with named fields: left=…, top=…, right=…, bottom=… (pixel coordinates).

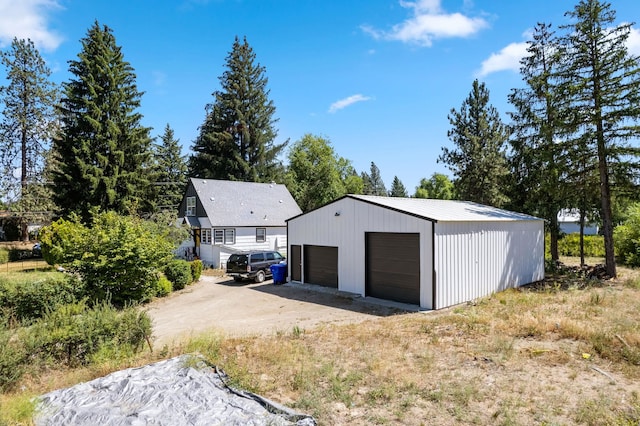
left=614, top=203, right=640, bottom=267
left=39, top=212, right=176, bottom=307
left=0, top=272, right=84, bottom=323
left=0, top=248, right=8, bottom=265
left=164, top=259, right=192, bottom=291
left=0, top=326, right=26, bottom=391
left=554, top=234, right=605, bottom=258
left=191, top=259, right=203, bottom=282
left=23, top=300, right=152, bottom=367
left=156, top=274, right=173, bottom=297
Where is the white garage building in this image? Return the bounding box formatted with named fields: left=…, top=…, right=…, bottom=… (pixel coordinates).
left=286, top=195, right=544, bottom=310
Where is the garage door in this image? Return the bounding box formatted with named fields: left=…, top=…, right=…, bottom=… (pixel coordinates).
left=366, top=232, right=420, bottom=305
left=304, top=245, right=338, bottom=288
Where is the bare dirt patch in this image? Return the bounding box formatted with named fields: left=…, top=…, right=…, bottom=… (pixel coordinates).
left=146, top=276, right=409, bottom=348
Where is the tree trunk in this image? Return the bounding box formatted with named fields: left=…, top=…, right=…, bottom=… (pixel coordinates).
left=550, top=213, right=559, bottom=261
left=596, top=128, right=616, bottom=277
left=579, top=209, right=585, bottom=267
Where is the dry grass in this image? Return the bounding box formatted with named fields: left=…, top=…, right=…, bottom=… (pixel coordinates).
left=2, top=263, right=640, bottom=425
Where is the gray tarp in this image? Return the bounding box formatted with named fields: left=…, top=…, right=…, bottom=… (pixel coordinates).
left=35, top=355, right=316, bottom=426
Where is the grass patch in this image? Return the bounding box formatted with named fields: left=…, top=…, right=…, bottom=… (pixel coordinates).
left=1, top=259, right=639, bottom=425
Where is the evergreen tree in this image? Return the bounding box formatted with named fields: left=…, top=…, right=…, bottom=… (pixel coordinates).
left=389, top=176, right=408, bottom=197
left=285, top=134, right=361, bottom=211
left=557, top=0, right=640, bottom=277
left=439, top=80, right=509, bottom=207
left=189, top=36, right=286, bottom=182
left=151, top=124, right=188, bottom=211
left=507, top=23, right=567, bottom=261
left=414, top=173, right=455, bottom=199
left=362, top=161, right=387, bottom=196
left=51, top=22, right=152, bottom=220
left=0, top=38, right=58, bottom=240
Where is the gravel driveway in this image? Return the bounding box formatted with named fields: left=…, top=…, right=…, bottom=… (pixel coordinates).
left=146, top=275, right=412, bottom=348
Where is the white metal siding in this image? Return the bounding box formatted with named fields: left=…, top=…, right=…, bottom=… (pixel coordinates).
left=434, top=220, right=544, bottom=309
left=288, top=198, right=434, bottom=308
left=217, top=227, right=288, bottom=268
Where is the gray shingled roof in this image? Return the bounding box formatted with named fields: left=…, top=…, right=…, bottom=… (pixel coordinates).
left=191, top=178, right=302, bottom=227
left=347, top=194, right=541, bottom=222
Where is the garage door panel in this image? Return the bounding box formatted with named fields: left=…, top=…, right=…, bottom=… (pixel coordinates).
left=304, top=245, right=338, bottom=288
left=366, top=232, right=420, bottom=305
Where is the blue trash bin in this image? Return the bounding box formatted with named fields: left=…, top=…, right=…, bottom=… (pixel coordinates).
left=270, top=263, right=287, bottom=285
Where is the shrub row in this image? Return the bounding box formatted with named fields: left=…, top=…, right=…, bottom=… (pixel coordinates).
left=546, top=233, right=606, bottom=258
left=0, top=301, right=151, bottom=391
left=0, top=273, right=85, bottom=324
left=0, top=249, right=8, bottom=265
left=164, top=259, right=193, bottom=291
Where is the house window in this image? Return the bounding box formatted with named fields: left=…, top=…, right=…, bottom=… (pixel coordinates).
left=224, top=229, right=235, bottom=244
left=213, top=228, right=235, bottom=245
left=256, top=228, right=266, bottom=243
left=201, top=229, right=211, bottom=244
left=186, top=196, right=196, bottom=216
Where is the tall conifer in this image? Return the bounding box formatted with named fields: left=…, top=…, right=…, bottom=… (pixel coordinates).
left=51, top=22, right=152, bottom=220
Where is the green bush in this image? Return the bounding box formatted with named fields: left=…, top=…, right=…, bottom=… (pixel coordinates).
left=0, top=272, right=84, bottom=323
left=549, top=233, right=606, bottom=258
left=164, top=259, right=192, bottom=291
left=156, top=274, right=173, bottom=297
left=614, top=203, right=640, bottom=267
left=0, top=326, right=26, bottom=391
left=23, top=300, right=151, bottom=367
left=191, top=259, right=203, bottom=282
left=39, top=212, right=176, bottom=307
left=0, top=248, right=8, bottom=265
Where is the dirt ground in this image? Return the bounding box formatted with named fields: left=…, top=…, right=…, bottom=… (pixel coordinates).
left=146, top=275, right=414, bottom=349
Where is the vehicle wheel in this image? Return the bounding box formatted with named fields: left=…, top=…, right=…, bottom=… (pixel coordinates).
left=254, top=270, right=265, bottom=283
left=233, top=276, right=243, bottom=282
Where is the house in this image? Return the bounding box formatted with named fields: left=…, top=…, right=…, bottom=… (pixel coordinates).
left=287, top=195, right=544, bottom=310
left=557, top=209, right=599, bottom=235
left=177, top=178, right=302, bottom=268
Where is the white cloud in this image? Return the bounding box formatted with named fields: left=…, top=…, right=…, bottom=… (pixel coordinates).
left=476, top=41, right=528, bottom=77
left=328, top=94, right=372, bottom=113
left=626, top=26, right=640, bottom=56
left=362, top=0, right=488, bottom=47
left=0, top=0, right=62, bottom=51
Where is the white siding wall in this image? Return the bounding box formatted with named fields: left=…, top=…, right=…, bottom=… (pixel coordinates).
left=178, top=224, right=287, bottom=269
left=434, top=220, right=544, bottom=309
left=288, top=198, right=434, bottom=308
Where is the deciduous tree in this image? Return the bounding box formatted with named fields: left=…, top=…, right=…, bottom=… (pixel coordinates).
left=414, top=173, right=455, bottom=199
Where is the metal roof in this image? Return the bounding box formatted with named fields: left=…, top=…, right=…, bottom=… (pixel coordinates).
left=190, top=178, right=302, bottom=227
left=347, top=194, right=541, bottom=222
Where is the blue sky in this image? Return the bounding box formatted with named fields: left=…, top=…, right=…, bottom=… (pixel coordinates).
left=1, top=0, right=640, bottom=193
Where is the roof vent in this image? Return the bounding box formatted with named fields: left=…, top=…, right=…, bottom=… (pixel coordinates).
left=278, top=200, right=283, bottom=203
left=201, top=180, right=206, bottom=184
left=210, top=197, right=215, bottom=201
left=250, top=210, right=254, bottom=214
left=264, top=215, right=267, bottom=220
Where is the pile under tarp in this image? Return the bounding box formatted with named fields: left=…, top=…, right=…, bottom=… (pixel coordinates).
left=35, top=355, right=316, bottom=426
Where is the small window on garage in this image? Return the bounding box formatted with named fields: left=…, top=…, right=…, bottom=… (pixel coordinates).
left=256, top=228, right=266, bottom=243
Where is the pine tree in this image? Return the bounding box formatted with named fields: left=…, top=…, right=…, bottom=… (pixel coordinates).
left=362, top=162, right=387, bottom=196
left=0, top=38, right=58, bottom=240
left=189, top=36, right=286, bottom=182
left=557, top=0, right=640, bottom=277
left=439, top=79, right=509, bottom=207
left=151, top=124, right=187, bottom=211
left=508, top=23, right=567, bottom=261
left=51, top=22, right=152, bottom=220
left=389, top=176, right=408, bottom=197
